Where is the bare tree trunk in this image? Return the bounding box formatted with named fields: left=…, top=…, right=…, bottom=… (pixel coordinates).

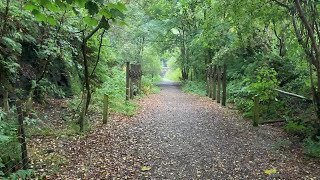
left=3, top=90, right=9, bottom=112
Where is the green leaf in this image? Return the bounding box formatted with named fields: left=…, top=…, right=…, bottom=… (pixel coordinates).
left=115, top=2, right=127, bottom=12
left=85, top=0, right=99, bottom=15
left=99, top=8, right=112, bottom=19
left=47, top=16, right=57, bottom=26
left=32, top=9, right=47, bottom=22
left=107, top=2, right=127, bottom=12
left=31, top=80, right=37, bottom=89
left=1, top=37, right=22, bottom=53
left=24, top=2, right=38, bottom=11
left=45, top=3, right=59, bottom=12
left=75, top=0, right=86, bottom=7
left=39, top=0, right=50, bottom=6
left=0, top=134, right=11, bottom=142
left=83, top=16, right=98, bottom=27
left=72, top=7, right=81, bottom=15
left=56, top=0, right=67, bottom=10
left=110, top=8, right=125, bottom=19
left=264, top=168, right=277, bottom=175
left=141, top=165, right=151, bottom=171
left=116, top=20, right=128, bottom=27
left=35, top=13, right=47, bottom=22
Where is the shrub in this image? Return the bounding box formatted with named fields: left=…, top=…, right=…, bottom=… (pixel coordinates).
left=304, top=137, right=320, bottom=158
left=141, top=75, right=160, bottom=95
left=284, top=121, right=307, bottom=137
left=182, top=80, right=206, bottom=96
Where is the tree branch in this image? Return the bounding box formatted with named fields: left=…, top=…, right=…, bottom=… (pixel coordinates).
left=270, top=0, right=290, bottom=9
left=1, top=0, right=10, bottom=37
left=84, top=16, right=108, bottom=42
left=294, top=0, right=320, bottom=67
left=90, top=29, right=106, bottom=78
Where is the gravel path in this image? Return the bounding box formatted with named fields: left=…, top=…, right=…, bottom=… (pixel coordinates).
left=55, top=82, right=320, bottom=179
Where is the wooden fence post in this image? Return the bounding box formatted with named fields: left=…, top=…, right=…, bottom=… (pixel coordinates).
left=209, top=65, right=213, bottom=98
left=222, top=63, right=227, bottom=106
left=17, top=101, right=29, bottom=169
left=138, top=64, right=142, bottom=95
left=103, top=94, right=109, bottom=124
left=126, top=62, right=130, bottom=101
left=130, top=64, right=134, bottom=99
left=212, top=65, right=217, bottom=100
left=253, top=95, right=259, bottom=126
left=217, top=66, right=221, bottom=103
left=206, top=66, right=209, bottom=96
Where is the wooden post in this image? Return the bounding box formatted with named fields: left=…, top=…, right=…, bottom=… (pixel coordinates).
left=253, top=95, right=259, bottom=126
left=212, top=65, right=217, bottom=100
left=103, top=94, right=109, bottom=124
left=79, top=95, right=87, bottom=132
left=137, top=64, right=142, bottom=95
left=222, top=63, right=227, bottom=106
left=126, top=62, right=130, bottom=101
left=17, top=101, right=29, bottom=169
left=217, top=66, right=221, bottom=103
left=130, top=64, right=134, bottom=99
left=206, top=67, right=209, bottom=96
left=208, top=65, right=212, bottom=98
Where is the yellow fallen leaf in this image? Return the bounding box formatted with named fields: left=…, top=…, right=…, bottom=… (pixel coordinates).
left=141, top=165, right=152, bottom=171
left=264, top=168, right=277, bottom=175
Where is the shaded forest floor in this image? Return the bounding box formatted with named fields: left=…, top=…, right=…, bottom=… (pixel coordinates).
left=29, top=82, right=320, bottom=179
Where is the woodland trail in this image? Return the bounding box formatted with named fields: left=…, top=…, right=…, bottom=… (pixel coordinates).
left=55, top=81, right=320, bottom=179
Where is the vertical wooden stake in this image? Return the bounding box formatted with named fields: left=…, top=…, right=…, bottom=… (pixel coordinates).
left=212, top=65, right=217, bottom=100
left=130, top=64, right=134, bottom=99
left=126, top=62, right=130, bottom=101
left=206, top=67, right=209, bottom=96
left=222, top=63, right=227, bottom=106
left=253, top=95, right=259, bottom=127
left=138, top=64, right=142, bottom=95
left=103, top=94, right=109, bottom=124
left=17, top=101, right=29, bottom=169
left=217, top=66, right=221, bottom=103
left=209, top=65, right=212, bottom=98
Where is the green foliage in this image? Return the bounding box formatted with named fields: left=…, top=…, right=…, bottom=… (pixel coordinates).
left=36, top=79, right=66, bottom=99
left=165, top=68, right=181, bottom=81
left=284, top=121, right=308, bottom=137
left=248, top=66, right=279, bottom=101
left=0, top=109, right=22, bottom=178
left=304, top=137, right=320, bottom=158
left=141, top=75, right=160, bottom=95
left=2, top=169, right=33, bottom=180
left=92, top=68, right=137, bottom=116
left=182, top=81, right=206, bottom=96
left=165, top=56, right=181, bottom=81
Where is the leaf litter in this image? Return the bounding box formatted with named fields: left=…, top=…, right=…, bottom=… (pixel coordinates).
left=28, top=83, right=320, bottom=179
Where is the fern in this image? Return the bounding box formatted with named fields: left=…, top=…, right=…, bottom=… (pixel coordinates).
left=1, top=37, right=22, bottom=54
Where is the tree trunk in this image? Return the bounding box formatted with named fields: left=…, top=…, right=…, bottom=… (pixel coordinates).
left=3, top=90, right=9, bottom=112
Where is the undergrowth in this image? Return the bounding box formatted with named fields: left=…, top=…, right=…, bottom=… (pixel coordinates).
left=182, top=80, right=206, bottom=96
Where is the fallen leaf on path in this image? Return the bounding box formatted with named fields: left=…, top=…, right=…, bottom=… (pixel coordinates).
left=264, top=168, right=277, bottom=175
left=141, top=165, right=152, bottom=171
